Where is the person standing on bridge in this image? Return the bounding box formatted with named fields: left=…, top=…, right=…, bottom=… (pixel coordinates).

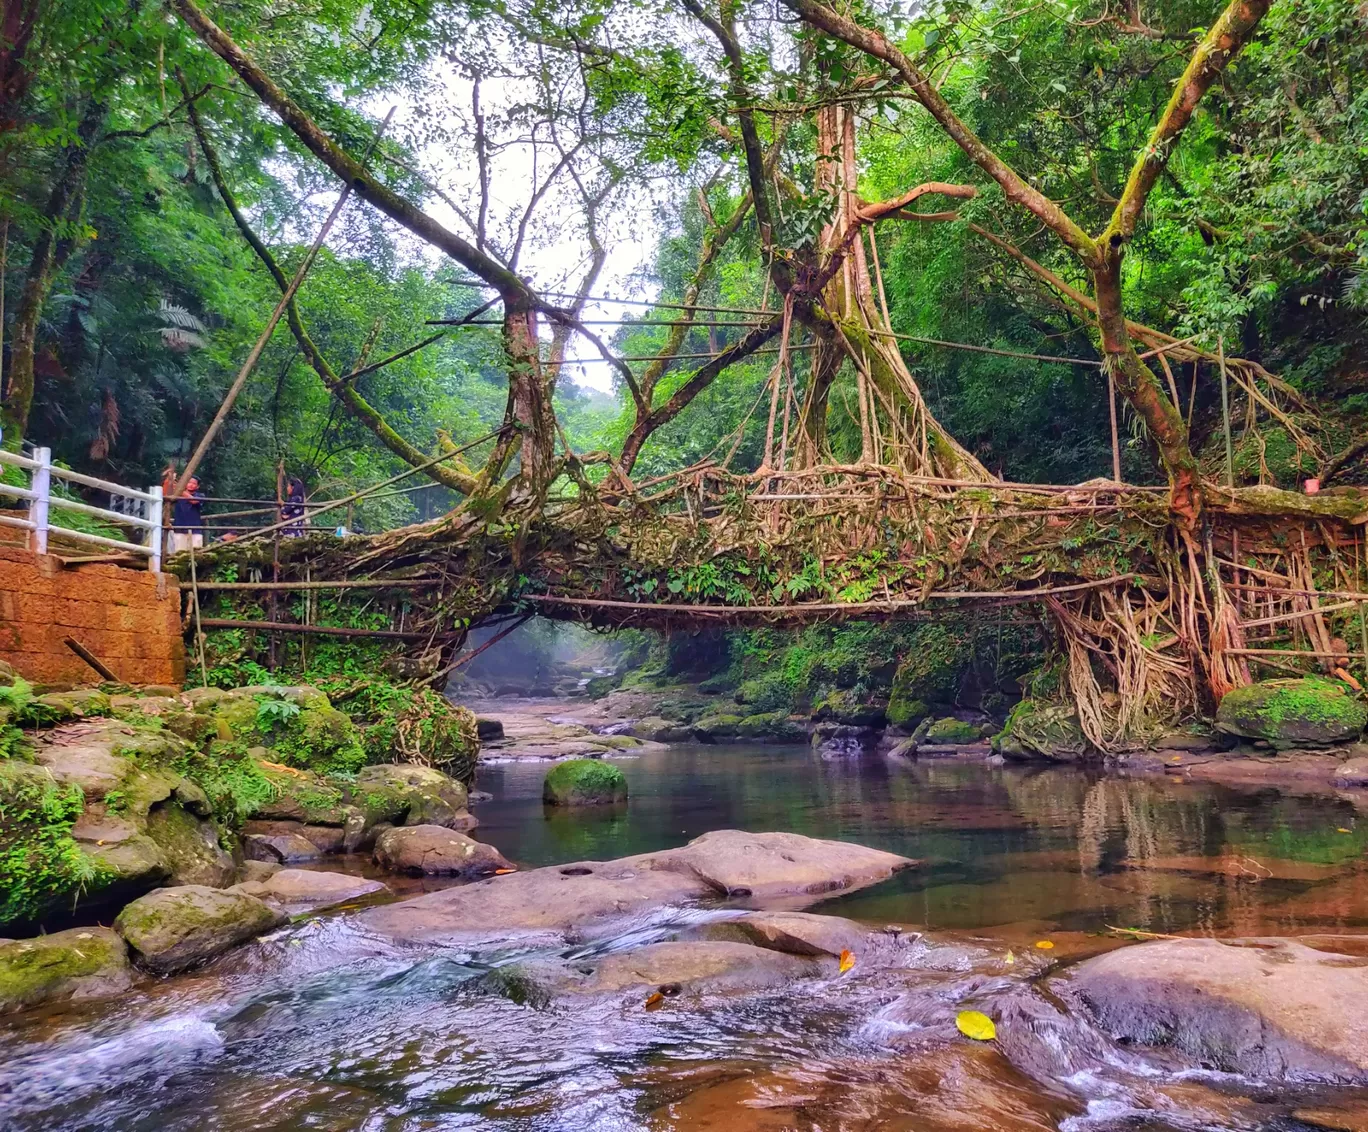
left=277, top=464, right=307, bottom=538
left=170, top=476, right=206, bottom=553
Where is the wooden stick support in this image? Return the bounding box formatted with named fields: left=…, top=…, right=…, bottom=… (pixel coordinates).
left=63, top=637, right=118, bottom=682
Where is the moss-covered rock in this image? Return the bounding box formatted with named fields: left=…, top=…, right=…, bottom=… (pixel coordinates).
left=733, top=712, right=806, bottom=742
left=994, top=699, right=1090, bottom=762
left=628, top=715, right=694, bottom=743
left=1216, top=678, right=1367, bottom=746
left=543, top=759, right=628, bottom=806
left=692, top=713, right=744, bottom=740
left=885, top=686, right=929, bottom=731
left=114, top=885, right=284, bottom=974
left=0, top=927, right=132, bottom=1015
left=31, top=689, right=111, bottom=724
left=924, top=717, right=980, bottom=744
left=349, top=763, right=472, bottom=830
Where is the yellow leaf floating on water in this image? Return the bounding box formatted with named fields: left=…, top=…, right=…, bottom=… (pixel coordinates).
left=956, top=1010, right=997, bottom=1041
left=1035, top=940, right=1055, bottom=950
left=1004, top=950, right=1016, bottom=965
left=838, top=949, right=856, bottom=974
left=644, top=991, right=665, bottom=1011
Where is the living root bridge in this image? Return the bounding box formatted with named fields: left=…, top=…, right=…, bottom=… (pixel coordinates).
left=177, top=464, right=1368, bottom=750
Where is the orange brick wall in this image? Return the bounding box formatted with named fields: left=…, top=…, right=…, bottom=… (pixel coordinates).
left=0, top=547, right=185, bottom=686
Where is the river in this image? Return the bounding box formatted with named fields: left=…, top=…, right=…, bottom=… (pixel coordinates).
left=2, top=741, right=1366, bottom=1130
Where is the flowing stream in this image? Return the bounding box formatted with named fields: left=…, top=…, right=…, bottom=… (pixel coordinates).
left=3, top=740, right=1367, bottom=1130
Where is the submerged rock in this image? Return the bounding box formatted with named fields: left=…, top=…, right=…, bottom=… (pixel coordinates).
left=114, top=885, right=285, bottom=975
left=578, top=940, right=817, bottom=994
left=0, top=927, right=132, bottom=1015
left=357, top=830, right=914, bottom=947
left=1334, top=755, right=1368, bottom=788
left=725, top=911, right=866, bottom=958
left=1216, top=678, right=1367, bottom=746
left=542, top=758, right=628, bottom=806
left=373, top=825, right=513, bottom=876
left=1068, top=937, right=1368, bottom=1081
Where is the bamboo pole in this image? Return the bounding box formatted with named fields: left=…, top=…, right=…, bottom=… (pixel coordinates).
left=1218, top=333, right=1234, bottom=487
left=1108, top=368, right=1122, bottom=482
left=197, top=618, right=463, bottom=640
left=173, top=108, right=395, bottom=496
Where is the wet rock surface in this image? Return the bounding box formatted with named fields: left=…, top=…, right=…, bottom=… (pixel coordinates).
left=1067, top=936, right=1368, bottom=1081
left=113, top=885, right=285, bottom=975
left=358, top=829, right=914, bottom=946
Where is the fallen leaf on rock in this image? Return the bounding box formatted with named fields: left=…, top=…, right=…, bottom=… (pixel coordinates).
left=644, top=992, right=665, bottom=1011
left=1004, top=950, right=1015, bottom=965
left=1035, top=940, right=1054, bottom=950
left=494, top=868, right=516, bottom=874
left=838, top=949, right=856, bottom=974
left=1337, top=828, right=1352, bottom=834
left=956, top=1010, right=997, bottom=1041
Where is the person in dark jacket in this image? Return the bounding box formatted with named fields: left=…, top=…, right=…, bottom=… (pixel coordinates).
left=280, top=475, right=306, bottom=537
left=171, top=476, right=206, bottom=553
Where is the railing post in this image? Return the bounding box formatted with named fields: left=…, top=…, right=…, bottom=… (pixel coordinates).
left=29, top=446, right=51, bottom=555
left=147, top=485, right=163, bottom=573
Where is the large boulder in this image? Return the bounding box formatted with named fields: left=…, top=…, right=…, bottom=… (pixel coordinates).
left=1217, top=678, right=1368, bottom=746
left=357, top=830, right=914, bottom=948
left=1067, top=937, right=1368, bottom=1081
left=0, top=927, right=132, bottom=1015
left=810, top=690, right=887, bottom=728
left=994, top=700, right=1090, bottom=762
left=542, top=759, right=628, bottom=806
left=373, top=826, right=513, bottom=876
left=113, top=885, right=284, bottom=974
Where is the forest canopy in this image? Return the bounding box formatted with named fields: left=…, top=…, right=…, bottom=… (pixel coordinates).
left=0, top=0, right=1363, bottom=527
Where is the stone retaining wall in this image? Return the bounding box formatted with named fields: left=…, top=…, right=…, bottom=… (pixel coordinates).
left=0, top=547, right=184, bottom=685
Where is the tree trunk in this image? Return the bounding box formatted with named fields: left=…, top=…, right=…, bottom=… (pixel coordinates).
left=1092, top=247, right=1201, bottom=524
left=1, top=101, right=104, bottom=449
left=502, top=302, right=557, bottom=493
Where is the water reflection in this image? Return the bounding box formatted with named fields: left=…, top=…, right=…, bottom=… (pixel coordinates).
left=475, top=745, right=1368, bottom=936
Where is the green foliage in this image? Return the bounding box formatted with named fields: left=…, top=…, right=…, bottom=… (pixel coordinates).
left=169, top=740, right=280, bottom=829
left=0, top=768, right=102, bottom=927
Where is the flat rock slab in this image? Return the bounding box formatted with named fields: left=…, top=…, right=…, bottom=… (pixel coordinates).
left=0, top=928, right=132, bottom=1015
left=639, top=829, right=914, bottom=900
left=1067, top=937, right=1368, bottom=1081
left=232, top=868, right=388, bottom=912
left=356, top=829, right=914, bottom=947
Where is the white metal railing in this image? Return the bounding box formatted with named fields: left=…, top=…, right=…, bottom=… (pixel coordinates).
left=0, top=447, right=163, bottom=572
